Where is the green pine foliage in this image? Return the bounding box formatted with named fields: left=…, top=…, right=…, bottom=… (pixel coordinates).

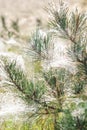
left=3, top=59, right=46, bottom=103
left=28, top=29, right=53, bottom=61
left=50, top=1, right=87, bottom=94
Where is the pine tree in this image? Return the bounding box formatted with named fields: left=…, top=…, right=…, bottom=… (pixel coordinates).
left=2, top=1, right=87, bottom=130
